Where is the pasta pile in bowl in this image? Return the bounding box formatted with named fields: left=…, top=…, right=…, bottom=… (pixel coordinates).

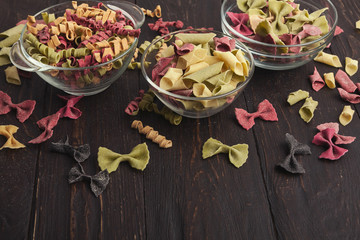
left=10, top=1, right=145, bottom=96
left=140, top=29, right=255, bottom=118
left=221, top=0, right=338, bottom=70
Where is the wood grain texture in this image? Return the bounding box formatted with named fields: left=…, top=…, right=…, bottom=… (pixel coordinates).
left=0, top=0, right=360, bottom=239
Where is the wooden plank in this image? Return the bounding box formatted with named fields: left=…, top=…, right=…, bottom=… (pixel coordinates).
left=137, top=0, right=277, bottom=239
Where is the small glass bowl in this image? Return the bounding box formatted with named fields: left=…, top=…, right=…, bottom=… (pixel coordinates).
left=10, top=1, right=145, bottom=96
left=221, top=0, right=338, bottom=70
left=140, top=29, right=255, bottom=118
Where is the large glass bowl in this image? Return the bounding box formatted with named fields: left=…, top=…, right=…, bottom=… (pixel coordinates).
left=10, top=1, right=145, bottom=96
left=140, top=29, right=255, bottom=119
left=221, top=0, right=338, bottom=70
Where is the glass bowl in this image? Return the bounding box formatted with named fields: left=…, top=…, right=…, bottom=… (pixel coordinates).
left=221, top=0, right=338, bottom=70
left=10, top=1, right=145, bottom=96
left=140, top=29, right=255, bottom=118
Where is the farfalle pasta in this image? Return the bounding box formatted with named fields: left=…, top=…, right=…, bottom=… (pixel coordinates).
left=23, top=1, right=141, bottom=89
left=0, top=125, right=25, bottom=150
left=227, top=0, right=330, bottom=53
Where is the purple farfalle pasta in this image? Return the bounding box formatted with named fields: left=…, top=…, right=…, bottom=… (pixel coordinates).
left=51, top=136, right=90, bottom=163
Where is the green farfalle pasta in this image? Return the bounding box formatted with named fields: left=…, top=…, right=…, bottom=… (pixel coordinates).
left=299, top=97, right=318, bottom=123
left=268, top=0, right=294, bottom=35
left=98, top=143, right=150, bottom=173
left=202, top=137, right=249, bottom=168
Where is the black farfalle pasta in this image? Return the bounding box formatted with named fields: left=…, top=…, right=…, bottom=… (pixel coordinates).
left=68, top=164, right=110, bottom=197
left=277, top=133, right=311, bottom=174
left=51, top=136, right=90, bottom=162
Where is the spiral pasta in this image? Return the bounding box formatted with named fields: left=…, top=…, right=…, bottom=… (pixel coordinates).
left=131, top=120, right=172, bottom=148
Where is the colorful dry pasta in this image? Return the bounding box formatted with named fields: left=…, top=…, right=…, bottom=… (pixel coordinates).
left=287, top=89, right=309, bottom=105
left=345, top=57, right=358, bottom=76
left=0, top=90, right=36, bottom=123
left=339, top=105, right=354, bottom=126
left=23, top=1, right=141, bottom=89
left=141, top=5, right=161, bottom=18
left=299, top=97, right=318, bottom=123
left=323, top=72, right=335, bottom=89
left=226, top=0, right=330, bottom=53
left=150, top=32, right=250, bottom=112
left=131, top=120, right=172, bottom=148
left=0, top=125, right=25, bottom=150
left=335, top=69, right=357, bottom=93
left=4, top=66, right=21, bottom=85
left=309, top=67, right=325, bottom=92
left=202, top=137, right=249, bottom=168
left=314, top=51, right=342, bottom=68
left=98, top=143, right=150, bottom=173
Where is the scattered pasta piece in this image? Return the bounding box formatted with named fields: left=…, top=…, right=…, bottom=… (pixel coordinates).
left=235, top=99, right=278, bottom=130
left=141, top=5, right=161, bottom=18
left=334, top=26, right=344, bottom=36
left=202, top=137, right=249, bottom=168
left=4, top=66, right=21, bottom=85
left=148, top=18, right=184, bottom=36
left=0, top=90, right=36, bottom=123
left=314, top=51, right=342, bottom=68
left=287, top=89, right=309, bottom=105
left=56, top=95, right=83, bottom=119
left=0, top=125, right=25, bottom=150
left=131, top=120, right=172, bottom=148
left=339, top=105, right=355, bottom=126
left=345, top=57, right=358, bottom=76
left=335, top=69, right=357, bottom=93
left=69, top=164, right=109, bottom=197
left=125, top=90, right=145, bottom=116
left=299, top=97, right=318, bottom=123
left=312, top=123, right=355, bottom=160
left=98, top=143, right=150, bottom=173
left=323, top=72, right=336, bottom=89
left=0, top=47, right=11, bottom=66
left=277, top=133, right=311, bottom=174
left=356, top=20, right=360, bottom=29
left=309, top=66, right=325, bottom=92
left=338, top=88, right=360, bottom=104
left=317, top=122, right=356, bottom=144
left=28, top=112, right=61, bottom=144
left=51, top=136, right=90, bottom=162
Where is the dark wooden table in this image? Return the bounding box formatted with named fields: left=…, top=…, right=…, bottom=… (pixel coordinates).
left=1, top=0, right=360, bottom=239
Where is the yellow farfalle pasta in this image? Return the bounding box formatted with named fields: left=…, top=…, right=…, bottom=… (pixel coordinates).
left=175, top=33, right=216, bottom=44
left=287, top=89, right=309, bottom=105
left=323, top=72, right=336, bottom=89
left=0, top=125, right=26, bottom=150
left=4, top=66, right=21, bottom=85
left=159, top=68, right=184, bottom=91
left=183, top=61, right=224, bottom=88
left=131, top=120, right=172, bottom=148
left=299, top=97, right=318, bottom=123
left=339, top=105, right=354, bottom=126
left=345, top=57, right=358, bottom=76
left=314, top=51, right=342, bottom=68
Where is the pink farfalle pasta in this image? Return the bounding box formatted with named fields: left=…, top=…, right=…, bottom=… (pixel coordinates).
left=56, top=95, right=83, bottom=119
left=316, top=122, right=356, bottom=144
left=235, top=99, right=278, bottom=130
left=29, top=112, right=61, bottom=144
left=226, top=12, right=253, bottom=36
left=309, top=67, right=325, bottom=92
left=312, top=128, right=348, bottom=160
left=0, top=91, right=36, bottom=123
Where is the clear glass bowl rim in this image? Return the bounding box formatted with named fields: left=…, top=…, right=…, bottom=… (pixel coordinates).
left=140, top=28, right=255, bottom=101
left=221, top=0, right=338, bottom=48
left=18, top=0, right=142, bottom=71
